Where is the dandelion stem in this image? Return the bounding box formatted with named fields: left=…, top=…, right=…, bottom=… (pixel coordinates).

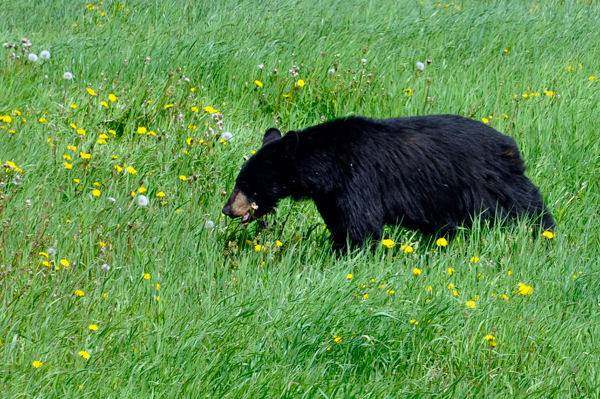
left=516, top=317, right=535, bottom=369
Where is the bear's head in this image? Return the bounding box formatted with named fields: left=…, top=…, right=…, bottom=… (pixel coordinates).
left=222, top=127, right=299, bottom=223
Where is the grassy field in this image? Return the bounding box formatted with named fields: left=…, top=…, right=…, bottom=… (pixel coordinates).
left=1, top=0, right=600, bottom=397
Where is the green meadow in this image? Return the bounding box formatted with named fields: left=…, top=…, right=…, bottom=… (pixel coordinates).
left=1, top=0, right=599, bottom=397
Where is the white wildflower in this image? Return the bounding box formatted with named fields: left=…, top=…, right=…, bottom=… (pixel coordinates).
left=28, top=53, right=38, bottom=62
left=204, top=220, right=215, bottom=229
left=40, top=50, right=51, bottom=60
left=137, top=195, right=149, bottom=207
left=416, top=61, right=425, bottom=71
left=63, top=72, right=73, bottom=80
left=221, top=132, right=233, bottom=141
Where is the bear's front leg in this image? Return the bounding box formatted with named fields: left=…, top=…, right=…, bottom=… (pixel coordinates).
left=314, top=194, right=384, bottom=252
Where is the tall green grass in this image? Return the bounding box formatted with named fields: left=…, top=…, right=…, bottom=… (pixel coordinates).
left=1, top=0, right=599, bottom=397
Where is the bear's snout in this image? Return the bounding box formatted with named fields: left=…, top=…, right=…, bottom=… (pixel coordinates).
left=222, top=187, right=254, bottom=222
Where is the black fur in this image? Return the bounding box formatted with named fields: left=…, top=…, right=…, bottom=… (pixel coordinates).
left=229, top=115, right=555, bottom=251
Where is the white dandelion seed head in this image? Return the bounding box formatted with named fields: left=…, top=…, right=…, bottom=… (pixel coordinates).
left=40, top=50, right=51, bottom=60
left=204, top=220, right=215, bottom=229
left=25, top=200, right=31, bottom=207
left=101, top=263, right=111, bottom=271
left=184, top=77, right=190, bottom=83
left=416, top=61, right=425, bottom=71
left=361, top=58, right=367, bottom=63
left=328, top=68, right=335, bottom=76
left=221, top=132, right=233, bottom=141
left=137, top=195, right=149, bottom=207
left=28, top=53, right=38, bottom=62
left=107, top=197, right=116, bottom=203
left=47, top=247, right=56, bottom=257
left=258, top=64, right=264, bottom=70
left=63, top=72, right=73, bottom=80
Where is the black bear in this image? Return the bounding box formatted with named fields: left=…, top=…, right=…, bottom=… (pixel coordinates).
left=222, top=115, right=555, bottom=251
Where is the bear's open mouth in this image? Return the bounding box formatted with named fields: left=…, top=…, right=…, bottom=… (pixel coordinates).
left=241, top=211, right=251, bottom=223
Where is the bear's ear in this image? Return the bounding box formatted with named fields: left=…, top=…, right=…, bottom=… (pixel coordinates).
left=280, top=130, right=299, bottom=158
left=262, top=128, right=282, bottom=147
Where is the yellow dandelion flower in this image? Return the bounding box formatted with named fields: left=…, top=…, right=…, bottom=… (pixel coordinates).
left=76, top=128, right=86, bottom=136
left=276, top=240, right=283, bottom=247
left=297, top=79, right=305, bottom=87
left=346, top=273, right=353, bottom=280
left=413, top=268, right=422, bottom=276
left=156, top=191, right=166, bottom=197
left=448, top=283, right=454, bottom=289
left=39, top=252, right=49, bottom=259
left=179, top=175, right=188, bottom=181
left=470, top=256, right=479, bottom=263
left=333, top=335, right=342, bottom=343
left=255, top=245, right=262, bottom=252
left=64, top=162, right=73, bottom=170
left=109, top=129, right=116, bottom=136
left=447, top=267, right=455, bottom=276
left=436, top=238, right=448, bottom=247
left=101, top=101, right=108, bottom=107
left=138, top=187, right=147, bottom=193
left=126, top=166, right=137, bottom=174
left=74, top=290, right=85, bottom=297
left=39, top=118, right=48, bottom=123
left=137, top=127, right=147, bottom=134
left=1, top=115, right=12, bottom=123
left=410, top=319, right=417, bottom=324
left=465, top=300, right=476, bottom=308
left=60, top=259, right=70, bottom=267
left=382, top=239, right=395, bottom=248
left=143, top=273, right=151, bottom=280
left=254, top=80, right=263, bottom=88
left=363, top=293, right=369, bottom=299
left=517, top=283, right=533, bottom=295
left=92, top=189, right=101, bottom=197
left=482, top=118, right=489, bottom=124
left=33, top=360, right=44, bottom=368
left=164, top=104, right=174, bottom=109
left=109, top=93, right=117, bottom=102
left=70, top=104, right=77, bottom=109
left=86, top=88, right=96, bottom=96
left=89, top=324, right=98, bottom=331
left=73, top=178, right=80, bottom=184
left=542, top=231, right=554, bottom=239
left=78, top=351, right=91, bottom=359
left=484, top=334, right=495, bottom=341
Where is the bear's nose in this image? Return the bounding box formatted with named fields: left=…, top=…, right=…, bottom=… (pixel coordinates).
left=222, top=204, right=234, bottom=218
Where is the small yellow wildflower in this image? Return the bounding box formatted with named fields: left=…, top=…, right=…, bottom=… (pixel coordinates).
left=484, top=334, right=495, bottom=341
left=89, top=324, right=98, bottom=331
left=86, top=88, right=96, bottom=96
left=382, top=239, right=395, bottom=248
left=448, top=267, right=455, bottom=276
left=77, top=128, right=86, bottom=136
left=465, top=300, right=476, bottom=308
left=33, top=361, right=44, bottom=368
left=138, top=187, right=147, bottom=194
left=482, top=118, right=489, bottom=124
left=64, top=162, right=73, bottom=170
left=413, top=268, right=421, bottom=276
left=143, top=273, right=151, bottom=280
left=156, top=191, right=166, bottom=198
left=101, top=101, right=108, bottom=107
left=109, top=93, right=117, bottom=102
left=542, top=231, right=554, bottom=239
left=333, top=335, right=342, bottom=344
left=254, top=80, right=263, bottom=88
left=39, top=252, right=49, bottom=259
left=404, top=88, right=412, bottom=96
left=137, top=127, right=147, bottom=134
left=74, top=290, right=85, bottom=297
left=255, top=245, right=262, bottom=252
left=297, top=79, right=305, bottom=87
left=39, top=118, right=48, bottom=123
left=347, top=273, right=353, bottom=280
left=126, top=166, right=137, bottom=174
left=179, top=175, right=188, bottom=181
left=436, top=238, right=448, bottom=247
left=363, top=293, right=369, bottom=299
left=78, top=351, right=91, bottom=359
left=403, top=245, right=413, bottom=254
left=60, top=259, right=70, bottom=267
left=470, top=257, right=479, bottom=263
left=70, top=104, right=77, bottom=109
left=91, top=189, right=101, bottom=197
left=73, top=178, right=80, bottom=183
left=164, top=104, right=174, bottom=109
left=410, top=319, right=418, bottom=325
left=517, top=283, right=533, bottom=295
left=448, top=283, right=454, bottom=289
left=276, top=240, right=283, bottom=247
